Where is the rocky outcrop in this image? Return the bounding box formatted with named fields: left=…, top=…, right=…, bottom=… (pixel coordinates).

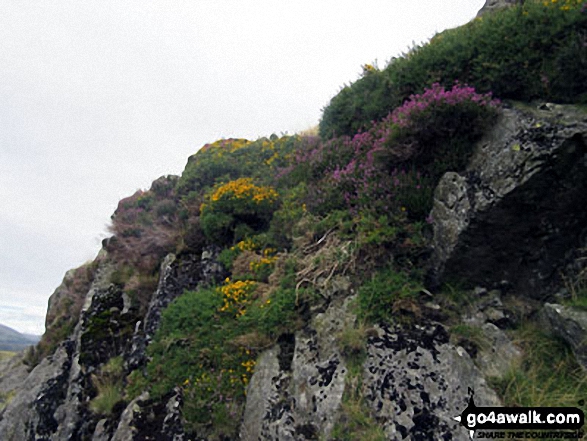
left=0, top=245, right=221, bottom=440
left=4, top=102, right=587, bottom=440
left=477, top=0, right=520, bottom=17
left=0, top=341, right=74, bottom=440
left=241, top=294, right=354, bottom=441
left=364, top=323, right=500, bottom=440
left=241, top=291, right=505, bottom=441
left=430, top=104, right=587, bottom=298
left=109, top=389, right=186, bottom=441
left=540, top=303, right=587, bottom=370
left=125, top=248, right=224, bottom=372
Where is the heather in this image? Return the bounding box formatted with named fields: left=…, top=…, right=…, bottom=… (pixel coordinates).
left=43, top=3, right=587, bottom=438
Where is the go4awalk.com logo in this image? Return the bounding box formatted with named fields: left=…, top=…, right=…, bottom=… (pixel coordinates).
left=454, top=389, right=585, bottom=439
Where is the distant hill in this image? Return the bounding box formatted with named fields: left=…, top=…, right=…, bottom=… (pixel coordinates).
left=0, top=323, right=40, bottom=352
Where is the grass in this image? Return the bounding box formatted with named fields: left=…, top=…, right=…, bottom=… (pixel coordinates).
left=0, top=390, right=16, bottom=413
left=331, top=343, right=386, bottom=441
left=331, top=318, right=387, bottom=441
left=89, top=380, right=123, bottom=415
left=356, top=267, right=422, bottom=324
left=450, top=324, right=491, bottom=352
left=489, top=323, right=587, bottom=410
left=89, top=356, right=124, bottom=416
left=0, top=351, right=16, bottom=362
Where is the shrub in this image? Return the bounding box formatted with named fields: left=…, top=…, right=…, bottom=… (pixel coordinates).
left=146, top=287, right=258, bottom=438
left=200, top=178, right=279, bottom=245
left=301, top=83, right=498, bottom=221
left=320, top=0, right=587, bottom=139
left=109, top=176, right=180, bottom=272
left=176, top=136, right=302, bottom=196
left=238, top=287, right=298, bottom=340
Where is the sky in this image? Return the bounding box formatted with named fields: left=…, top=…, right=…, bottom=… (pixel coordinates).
left=0, top=0, right=485, bottom=336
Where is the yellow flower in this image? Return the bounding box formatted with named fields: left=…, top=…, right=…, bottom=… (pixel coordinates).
left=208, top=178, right=278, bottom=205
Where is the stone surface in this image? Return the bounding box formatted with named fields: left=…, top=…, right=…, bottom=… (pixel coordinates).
left=364, top=323, right=501, bottom=440
left=540, top=303, right=587, bottom=370
left=430, top=104, right=587, bottom=298
left=477, top=0, right=520, bottom=17
left=126, top=252, right=204, bottom=372
left=476, top=323, right=522, bottom=378
left=0, top=341, right=74, bottom=441
left=240, top=295, right=354, bottom=441
left=109, top=389, right=186, bottom=441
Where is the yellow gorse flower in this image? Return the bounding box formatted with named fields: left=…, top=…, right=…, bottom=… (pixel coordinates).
left=218, top=278, right=257, bottom=316
left=209, top=178, right=278, bottom=204
left=231, top=238, right=258, bottom=252
left=200, top=138, right=251, bottom=153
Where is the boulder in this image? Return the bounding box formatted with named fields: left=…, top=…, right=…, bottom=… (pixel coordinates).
left=540, top=303, right=587, bottom=370
left=430, top=104, right=587, bottom=298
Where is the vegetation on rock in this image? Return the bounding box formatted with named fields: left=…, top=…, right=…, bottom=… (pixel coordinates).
left=12, top=1, right=587, bottom=439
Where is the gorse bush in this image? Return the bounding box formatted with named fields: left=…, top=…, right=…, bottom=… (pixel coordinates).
left=320, top=0, right=587, bottom=138
left=142, top=275, right=299, bottom=437
left=200, top=178, right=279, bottom=245
left=176, top=136, right=300, bottom=196
left=146, top=287, right=256, bottom=438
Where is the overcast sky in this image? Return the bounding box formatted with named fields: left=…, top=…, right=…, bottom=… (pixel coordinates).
left=0, top=0, right=485, bottom=335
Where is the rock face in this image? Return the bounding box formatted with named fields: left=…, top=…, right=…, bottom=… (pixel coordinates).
left=477, top=0, right=520, bottom=17
left=0, top=341, right=74, bottom=440
left=540, top=303, right=587, bottom=370
left=430, top=104, right=587, bottom=298
left=126, top=252, right=203, bottom=372
left=364, top=323, right=501, bottom=440
left=241, top=295, right=353, bottom=441
left=241, top=296, right=503, bottom=441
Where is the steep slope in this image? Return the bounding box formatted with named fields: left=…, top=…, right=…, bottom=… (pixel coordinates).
left=1, top=2, right=587, bottom=440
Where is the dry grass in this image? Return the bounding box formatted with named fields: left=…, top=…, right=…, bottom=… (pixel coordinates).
left=293, top=227, right=355, bottom=304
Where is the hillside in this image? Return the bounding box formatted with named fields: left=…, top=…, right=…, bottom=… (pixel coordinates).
left=0, top=324, right=39, bottom=352
left=0, top=1, right=587, bottom=440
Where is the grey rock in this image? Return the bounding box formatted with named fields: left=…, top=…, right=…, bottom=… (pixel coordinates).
left=92, top=419, right=110, bottom=441
left=127, top=252, right=202, bottom=372
left=475, top=323, right=522, bottom=378
left=241, top=295, right=354, bottom=441
left=111, top=392, right=149, bottom=441
left=0, top=352, right=28, bottom=409
left=363, top=323, right=501, bottom=440
left=110, top=389, right=186, bottom=441
left=477, top=0, right=520, bottom=17
left=0, top=341, right=74, bottom=441
left=200, top=245, right=227, bottom=288
left=430, top=105, right=587, bottom=298
left=540, top=303, right=587, bottom=370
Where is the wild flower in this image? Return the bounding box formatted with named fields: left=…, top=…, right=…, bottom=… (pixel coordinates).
left=390, top=82, right=499, bottom=129
left=218, top=278, right=257, bottom=316
left=209, top=178, right=278, bottom=204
